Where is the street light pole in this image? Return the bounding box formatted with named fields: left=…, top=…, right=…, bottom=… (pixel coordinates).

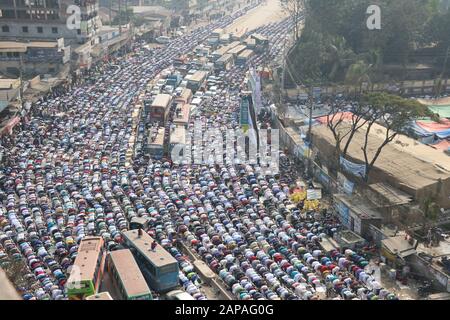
left=307, top=85, right=314, bottom=177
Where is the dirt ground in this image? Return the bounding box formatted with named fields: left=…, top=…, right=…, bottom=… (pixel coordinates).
left=225, top=0, right=288, bottom=34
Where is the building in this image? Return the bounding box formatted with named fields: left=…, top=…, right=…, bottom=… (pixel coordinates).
left=131, top=5, right=171, bottom=39
left=0, top=0, right=102, bottom=45
left=0, top=78, right=20, bottom=113
left=0, top=39, right=70, bottom=77
left=312, top=122, right=450, bottom=209
left=333, top=193, right=383, bottom=239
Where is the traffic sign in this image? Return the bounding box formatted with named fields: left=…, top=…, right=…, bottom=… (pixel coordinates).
left=312, top=87, right=322, bottom=99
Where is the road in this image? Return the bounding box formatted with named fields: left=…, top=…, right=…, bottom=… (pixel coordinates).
left=225, top=0, right=288, bottom=33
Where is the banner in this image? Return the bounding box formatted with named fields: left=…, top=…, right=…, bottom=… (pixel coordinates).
left=249, top=67, right=262, bottom=115
left=317, top=170, right=330, bottom=186
left=340, top=156, right=366, bottom=178
left=338, top=172, right=355, bottom=195
left=240, top=98, right=250, bottom=131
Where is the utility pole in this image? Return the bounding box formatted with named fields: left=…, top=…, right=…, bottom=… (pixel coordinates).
left=307, top=85, right=314, bottom=177
left=119, top=0, right=122, bottom=34
left=109, top=0, right=113, bottom=26
left=436, top=46, right=450, bottom=98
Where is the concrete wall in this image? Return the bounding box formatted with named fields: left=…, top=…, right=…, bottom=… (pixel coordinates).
left=408, top=254, right=450, bottom=292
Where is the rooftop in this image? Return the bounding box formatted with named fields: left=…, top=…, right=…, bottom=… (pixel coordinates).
left=170, top=126, right=187, bottom=145
left=151, top=94, right=172, bottom=108
left=312, top=122, right=450, bottom=208
left=0, top=79, right=20, bottom=90
left=335, top=193, right=383, bottom=220
left=108, top=249, right=151, bottom=297
left=381, top=236, right=416, bottom=259
left=173, top=104, right=191, bottom=125
left=122, top=230, right=177, bottom=268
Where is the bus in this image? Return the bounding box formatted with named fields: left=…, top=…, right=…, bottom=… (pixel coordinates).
left=107, top=249, right=153, bottom=300
left=150, top=94, right=172, bottom=124
left=215, top=54, right=234, bottom=71
left=145, top=127, right=165, bottom=159
left=186, top=71, right=208, bottom=92
left=228, top=45, right=247, bottom=58
left=231, top=29, right=247, bottom=42
left=66, top=237, right=105, bottom=300
left=236, top=49, right=254, bottom=66
left=121, top=230, right=179, bottom=293
left=211, top=41, right=240, bottom=61
left=251, top=33, right=269, bottom=51
left=85, top=292, right=113, bottom=300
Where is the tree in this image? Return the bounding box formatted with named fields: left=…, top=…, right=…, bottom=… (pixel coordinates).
left=280, top=0, right=306, bottom=41
left=288, top=0, right=441, bottom=84
left=328, top=37, right=356, bottom=81
left=344, top=60, right=372, bottom=86
left=326, top=101, right=370, bottom=166
left=359, top=93, right=430, bottom=181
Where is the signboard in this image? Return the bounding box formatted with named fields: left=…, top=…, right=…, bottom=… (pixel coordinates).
left=313, top=87, right=322, bottom=99
left=298, top=93, right=309, bottom=101
left=317, top=171, right=330, bottom=186
left=353, top=215, right=362, bottom=235
left=249, top=67, right=262, bottom=115
left=307, top=189, right=322, bottom=200
left=335, top=201, right=350, bottom=228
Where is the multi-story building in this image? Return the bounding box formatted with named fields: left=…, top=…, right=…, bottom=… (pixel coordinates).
left=0, top=0, right=102, bottom=44
left=0, top=39, right=71, bottom=76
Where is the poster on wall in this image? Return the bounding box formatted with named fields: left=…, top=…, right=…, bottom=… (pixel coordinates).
left=338, top=172, right=355, bottom=195
left=307, top=189, right=322, bottom=200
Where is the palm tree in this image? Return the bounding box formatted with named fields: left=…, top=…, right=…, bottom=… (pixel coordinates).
left=327, top=36, right=356, bottom=81
left=344, top=60, right=373, bottom=87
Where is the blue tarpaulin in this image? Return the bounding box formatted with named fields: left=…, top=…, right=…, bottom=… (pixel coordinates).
left=340, top=156, right=366, bottom=178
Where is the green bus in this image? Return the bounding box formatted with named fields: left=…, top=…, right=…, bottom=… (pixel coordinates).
left=66, top=237, right=105, bottom=300
left=107, top=249, right=153, bottom=300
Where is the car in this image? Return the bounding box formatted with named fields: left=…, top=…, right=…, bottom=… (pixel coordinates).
left=164, top=85, right=174, bottom=94
left=165, top=290, right=195, bottom=301
left=174, top=87, right=184, bottom=96
left=156, top=79, right=166, bottom=86
left=156, top=36, right=171, bottom=44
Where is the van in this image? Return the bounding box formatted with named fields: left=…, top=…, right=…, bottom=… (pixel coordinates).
left=165, top=290, right=195, bottom=300
left=156, top=36, right=171, bottom=44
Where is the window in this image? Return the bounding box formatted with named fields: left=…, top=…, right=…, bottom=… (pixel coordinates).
left=37, top=26, right=43, bottom=33
left=22, top=26, right=28, bottom=33
left=2, top=25, right=9, bottom=32
left=77, top=29, right=81, bottom=35
left=52, top=27, right=57, bottom=34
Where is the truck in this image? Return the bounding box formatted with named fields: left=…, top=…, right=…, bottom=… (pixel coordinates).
left=166, top=74, right=182, bottom=87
